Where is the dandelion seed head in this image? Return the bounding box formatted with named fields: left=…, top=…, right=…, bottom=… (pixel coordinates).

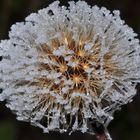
left=0, top=0, right=140, bottom=134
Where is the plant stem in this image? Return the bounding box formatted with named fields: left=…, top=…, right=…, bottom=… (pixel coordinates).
left=95, top=128, right=112, bottom=140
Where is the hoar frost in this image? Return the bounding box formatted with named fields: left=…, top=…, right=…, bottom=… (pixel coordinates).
left=0, top=0, right=140, bottom=137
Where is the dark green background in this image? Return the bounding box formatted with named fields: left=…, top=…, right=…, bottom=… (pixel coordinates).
left=0, top=0, right=140, bottom=140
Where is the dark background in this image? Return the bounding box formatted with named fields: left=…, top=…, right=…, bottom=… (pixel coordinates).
left=0, top=0, right=140, bottom=140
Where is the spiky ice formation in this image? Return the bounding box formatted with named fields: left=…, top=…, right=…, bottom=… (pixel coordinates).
left=0, top=0, right=140, bottom=136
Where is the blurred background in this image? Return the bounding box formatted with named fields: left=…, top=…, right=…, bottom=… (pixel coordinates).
left=0, top=0, right=140, bottom=140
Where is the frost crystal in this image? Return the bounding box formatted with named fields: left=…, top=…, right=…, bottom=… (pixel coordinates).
left=0, top=0, right=140, bottom=136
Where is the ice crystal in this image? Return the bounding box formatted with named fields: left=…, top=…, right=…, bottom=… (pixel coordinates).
left=0, top=0, right=140, bottom=137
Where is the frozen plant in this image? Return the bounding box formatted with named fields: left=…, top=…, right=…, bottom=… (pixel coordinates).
left=0, top=1, right=140, bottom=140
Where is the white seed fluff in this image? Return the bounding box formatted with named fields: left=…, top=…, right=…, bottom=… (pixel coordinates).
left=0, top=0, right=140, bottom=135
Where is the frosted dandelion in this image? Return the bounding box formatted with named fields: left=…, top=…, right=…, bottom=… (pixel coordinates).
left=0, top=1, right=140, bottom=140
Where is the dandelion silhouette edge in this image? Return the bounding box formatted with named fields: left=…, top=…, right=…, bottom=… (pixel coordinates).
left=0, top=0, right=140, bottom=136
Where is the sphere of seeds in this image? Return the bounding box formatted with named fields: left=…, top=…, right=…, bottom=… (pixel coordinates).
left=0, top=1, right=140, bottom=134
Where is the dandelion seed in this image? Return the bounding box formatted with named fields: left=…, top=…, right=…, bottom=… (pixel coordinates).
left=0, top=1, right=140, bottom=140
